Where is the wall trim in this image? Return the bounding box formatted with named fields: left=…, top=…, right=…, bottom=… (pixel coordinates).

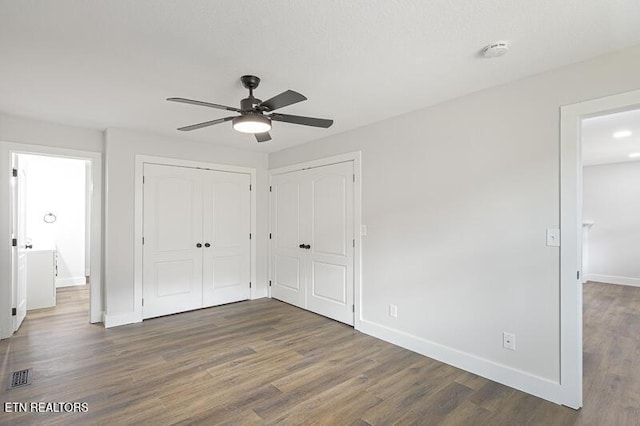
left=585, top=274, right=640, bottom=288
left=132, top=155, right=257, bottom=327
left=268, top=151, right=362, bottom=329
left=104, top=311, right=143, bottom=328
left=359, top=319, right=563, bottom=405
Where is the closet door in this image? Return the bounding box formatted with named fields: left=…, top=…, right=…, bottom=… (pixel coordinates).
left=305, top=162, right=354, bottom=325
left=202, top=170, right=251, bottom=307
left=143, top=164, right=203, bottom=319
left=270, top=161, right=355, bottom=325
left=270, top=170, right=306, bottom=308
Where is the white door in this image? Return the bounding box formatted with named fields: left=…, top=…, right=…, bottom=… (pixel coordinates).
left=11, top=161, right=27, bottom=331
left=271, top=170, right=306, bottom=308
left=306, top=162, right=354, bottom=325
left=271, top=162, right=354, bottom=325
left=143, top=164, right=204, bottom=319
left=202, top=170, right=251, bottom=307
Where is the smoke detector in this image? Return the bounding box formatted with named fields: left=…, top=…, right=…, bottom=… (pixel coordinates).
left=482, top=42, right=509, bottom=58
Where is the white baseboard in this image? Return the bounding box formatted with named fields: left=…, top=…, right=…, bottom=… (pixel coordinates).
left=357, top=319, right=563, bottom=405
left=104, top=310, right=143, bottom=328
left=585, top=274, right=640, bottom=287
left=55, top=276, right=87, bottom=287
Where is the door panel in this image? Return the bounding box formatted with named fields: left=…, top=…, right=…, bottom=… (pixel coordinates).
left=12, top=158, right=27, bottom=332
left=311, top=261, right=347, bottom=303
left=270, top=171, right=305, bottom=308
left=274, top=255, right=301, bottom=290
left=306, top=162, right=354, bottom=325
left=202, top=171, right=250, bottom=307
left=143, top=164, right=203, bottom=319
left=312, top=174, right=348, bottom=256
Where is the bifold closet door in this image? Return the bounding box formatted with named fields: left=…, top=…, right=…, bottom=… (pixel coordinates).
left=143, top=164, right=204, bottom=319
left=202, top=170, right=251, bottom=307
left=271, top=161, right=354, bottom=325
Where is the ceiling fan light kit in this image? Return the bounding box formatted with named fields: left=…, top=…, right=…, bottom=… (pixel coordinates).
left=232, top=114, right=271, bottom=133
left=168, top=75, right=333, bottom=143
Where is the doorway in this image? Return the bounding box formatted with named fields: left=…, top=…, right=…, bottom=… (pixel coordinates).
left=3, top=144, right=103, bottom=339
left=12, top=154, right=91, bottom=331
left=560, top=88, right=640, bottom=409
left=581, top=109, right=640, bottom=286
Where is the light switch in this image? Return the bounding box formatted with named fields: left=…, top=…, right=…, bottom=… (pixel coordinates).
left=546, top=229, right=560, bottom=247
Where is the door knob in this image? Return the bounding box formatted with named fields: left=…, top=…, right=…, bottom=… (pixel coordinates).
left=196, top=243, right=202, bottom=248
left=304, top=244, right=311, bottom=249
left=204, top=243, right=211, bottom=248
left=299, top=244, right=305, bottom=249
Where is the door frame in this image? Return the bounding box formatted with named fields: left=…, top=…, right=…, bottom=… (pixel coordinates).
left=0, top=143, right=103, bottom=339
left=134, top=155, right=257, bottom=324
left=269, top=151, right=362, bottom=329
left=560, top=88, right=640, bottom=408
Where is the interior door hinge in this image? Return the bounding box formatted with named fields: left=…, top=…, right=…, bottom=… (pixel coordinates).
left=11, top=308, right=16, bottom=316
left=352, top=305, right=355, bottom=313
left=249, top=282, right=252, bottom=289
left=249, top=184, right=252, bottom=191
left=142, top=237, right=145, bottom=245
left=353, top=239, right=355, bottom=248
left=143, top=176, right=145, bottom=184
left=249, top=233, right=252, bottom=240
left=142, top=298, right=144, bottom=306
left=353, top=174, right=355, bottom=182
left=269, top=233, right=272, bottom=239
left=269, top=280, right=272, bottom=287
left=577, top=271, right=580, bottom=280
left=269, top=186, right=272, bottom=192
left=12, top=168, right=18, bottom=177
left=12, top=238, right=17, bottom=247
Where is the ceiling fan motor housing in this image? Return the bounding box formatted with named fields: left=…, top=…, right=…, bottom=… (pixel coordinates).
left=240, top=97, right=262, bottom=112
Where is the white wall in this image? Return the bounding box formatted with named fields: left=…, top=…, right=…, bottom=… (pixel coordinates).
left=583, top=161, right=640, bottom=286
left=104, top=128, right=269, bottom=319
left=0, top=113, right=104, bottom=152
left=21, top=154, right=87, bottom=286
left=0, top=114, right=104, bottom=338
left=269, top=45, right=640, bottom=400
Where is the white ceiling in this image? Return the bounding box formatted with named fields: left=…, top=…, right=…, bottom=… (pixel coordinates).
left=582, top=109, right=640, bottom=166
left=1, top=1, right=640, bottom=153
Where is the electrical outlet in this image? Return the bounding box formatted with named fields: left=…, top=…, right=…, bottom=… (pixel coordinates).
left=389, top=304, right=398, bottom=318
left=503, top=332, right=516, bottom=351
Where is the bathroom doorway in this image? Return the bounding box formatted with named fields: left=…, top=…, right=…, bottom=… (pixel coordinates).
left=8, top=146, right=102, bottom=335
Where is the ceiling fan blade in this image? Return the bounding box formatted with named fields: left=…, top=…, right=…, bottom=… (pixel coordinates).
left=167, top=97, right=241, bottom=112
left=259, top=90, right=307, bottom=111
left=255, top=132, right=272, bottom=143
left=177, top=116, right=234, bottom=131
left=271, top=113, right=333, bottom=128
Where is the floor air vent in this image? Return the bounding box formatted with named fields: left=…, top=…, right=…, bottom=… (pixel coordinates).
left=7, top=368, right=32, bottom=390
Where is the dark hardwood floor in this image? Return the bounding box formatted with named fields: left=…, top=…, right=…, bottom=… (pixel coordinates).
left=0, top=282, right=637, bottom=425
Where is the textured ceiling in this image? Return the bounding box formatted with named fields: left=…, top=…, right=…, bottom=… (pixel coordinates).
left=582, top=109, right=640, bottom=166
left=1, top=0, right=640, bottom=153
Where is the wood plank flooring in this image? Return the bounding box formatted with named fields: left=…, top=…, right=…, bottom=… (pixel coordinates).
left=0, top=282, right=637, bottom=425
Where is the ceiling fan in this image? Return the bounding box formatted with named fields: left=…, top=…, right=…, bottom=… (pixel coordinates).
left=167, top=75, right=333, bottom=142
